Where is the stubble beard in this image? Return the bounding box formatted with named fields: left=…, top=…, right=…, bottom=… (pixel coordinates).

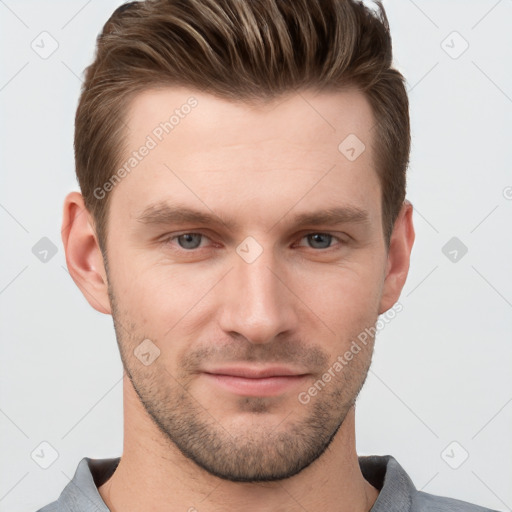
left=108, top=282, right=375, bottom=483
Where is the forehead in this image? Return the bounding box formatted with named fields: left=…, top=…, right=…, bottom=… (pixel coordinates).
left=124, top=86, right=375, bottom=157
left=110, top=86, right=380, bottom=230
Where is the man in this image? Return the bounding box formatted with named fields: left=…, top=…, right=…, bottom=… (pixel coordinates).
left=36, top=0, right=498, bottom=511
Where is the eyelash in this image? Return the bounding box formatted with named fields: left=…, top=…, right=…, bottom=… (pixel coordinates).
left=160, top=231, right=347, bottom=252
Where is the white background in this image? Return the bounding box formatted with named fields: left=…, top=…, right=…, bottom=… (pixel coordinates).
left=1, top=0, right=511, bottom=511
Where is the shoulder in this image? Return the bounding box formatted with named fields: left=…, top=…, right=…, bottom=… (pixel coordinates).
left=33, top=502, right=59, bottom=512
left=412, top=490, right=500, bottom=512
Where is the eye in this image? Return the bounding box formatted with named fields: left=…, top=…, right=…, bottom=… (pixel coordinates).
left=166, top=232, right=208, bottom=250
left=161, top=231, right=345, bottom=253
left=297, top=233, right=342, bottom=250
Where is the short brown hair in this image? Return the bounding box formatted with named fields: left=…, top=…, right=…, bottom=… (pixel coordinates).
left=75, top=0, right=410, bottom=256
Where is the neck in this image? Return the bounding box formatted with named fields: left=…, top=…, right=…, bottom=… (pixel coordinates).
left=98, top=377, right=379, bottom=512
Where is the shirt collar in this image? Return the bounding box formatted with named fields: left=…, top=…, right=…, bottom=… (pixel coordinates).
left=359, top=454, right=414, bottom=511
left=58, top=457, right=119, bottom=512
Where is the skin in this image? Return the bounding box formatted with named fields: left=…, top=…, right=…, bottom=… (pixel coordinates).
left=62, top=86, right=415, bottom=512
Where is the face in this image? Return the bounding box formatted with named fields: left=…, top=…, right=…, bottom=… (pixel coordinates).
left=94, top=87, right=395, bottom=482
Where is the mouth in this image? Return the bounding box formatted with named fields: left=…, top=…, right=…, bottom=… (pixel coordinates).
left=201, top=365, right=310, bottom=397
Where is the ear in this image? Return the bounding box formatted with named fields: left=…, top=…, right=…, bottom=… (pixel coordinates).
left=379, top=200, right=415, bottom=314
left=61, top=191, right=112, bottom=315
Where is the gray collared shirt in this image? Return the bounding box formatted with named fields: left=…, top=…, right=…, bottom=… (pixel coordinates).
left=35, top=454, right=499, bottom=511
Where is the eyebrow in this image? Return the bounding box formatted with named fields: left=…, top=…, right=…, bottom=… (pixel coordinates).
left=135, top=202, right=370, bottom=231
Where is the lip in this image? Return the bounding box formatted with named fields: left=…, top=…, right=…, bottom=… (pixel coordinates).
left=201, top=366, right=309, bottom=397
left=204, top=365, right=307, bottom=379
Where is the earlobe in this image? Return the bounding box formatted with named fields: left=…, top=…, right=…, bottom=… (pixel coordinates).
left=378, top=200, right=415, bottom=314
left=61, top=191, right=112, bottom=315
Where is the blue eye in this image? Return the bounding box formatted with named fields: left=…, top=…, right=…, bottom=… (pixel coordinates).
left=174, top=233, right=204, bottom=249
left=301, top=233, right=335, bottom=249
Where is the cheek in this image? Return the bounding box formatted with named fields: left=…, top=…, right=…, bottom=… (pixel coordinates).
left=114, top=260, right=221, bottom=336
left=292, top=260, right=383, bottom=330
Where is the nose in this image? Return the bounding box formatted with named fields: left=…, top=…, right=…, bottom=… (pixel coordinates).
left=218, top=243, right=299, bottom=345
